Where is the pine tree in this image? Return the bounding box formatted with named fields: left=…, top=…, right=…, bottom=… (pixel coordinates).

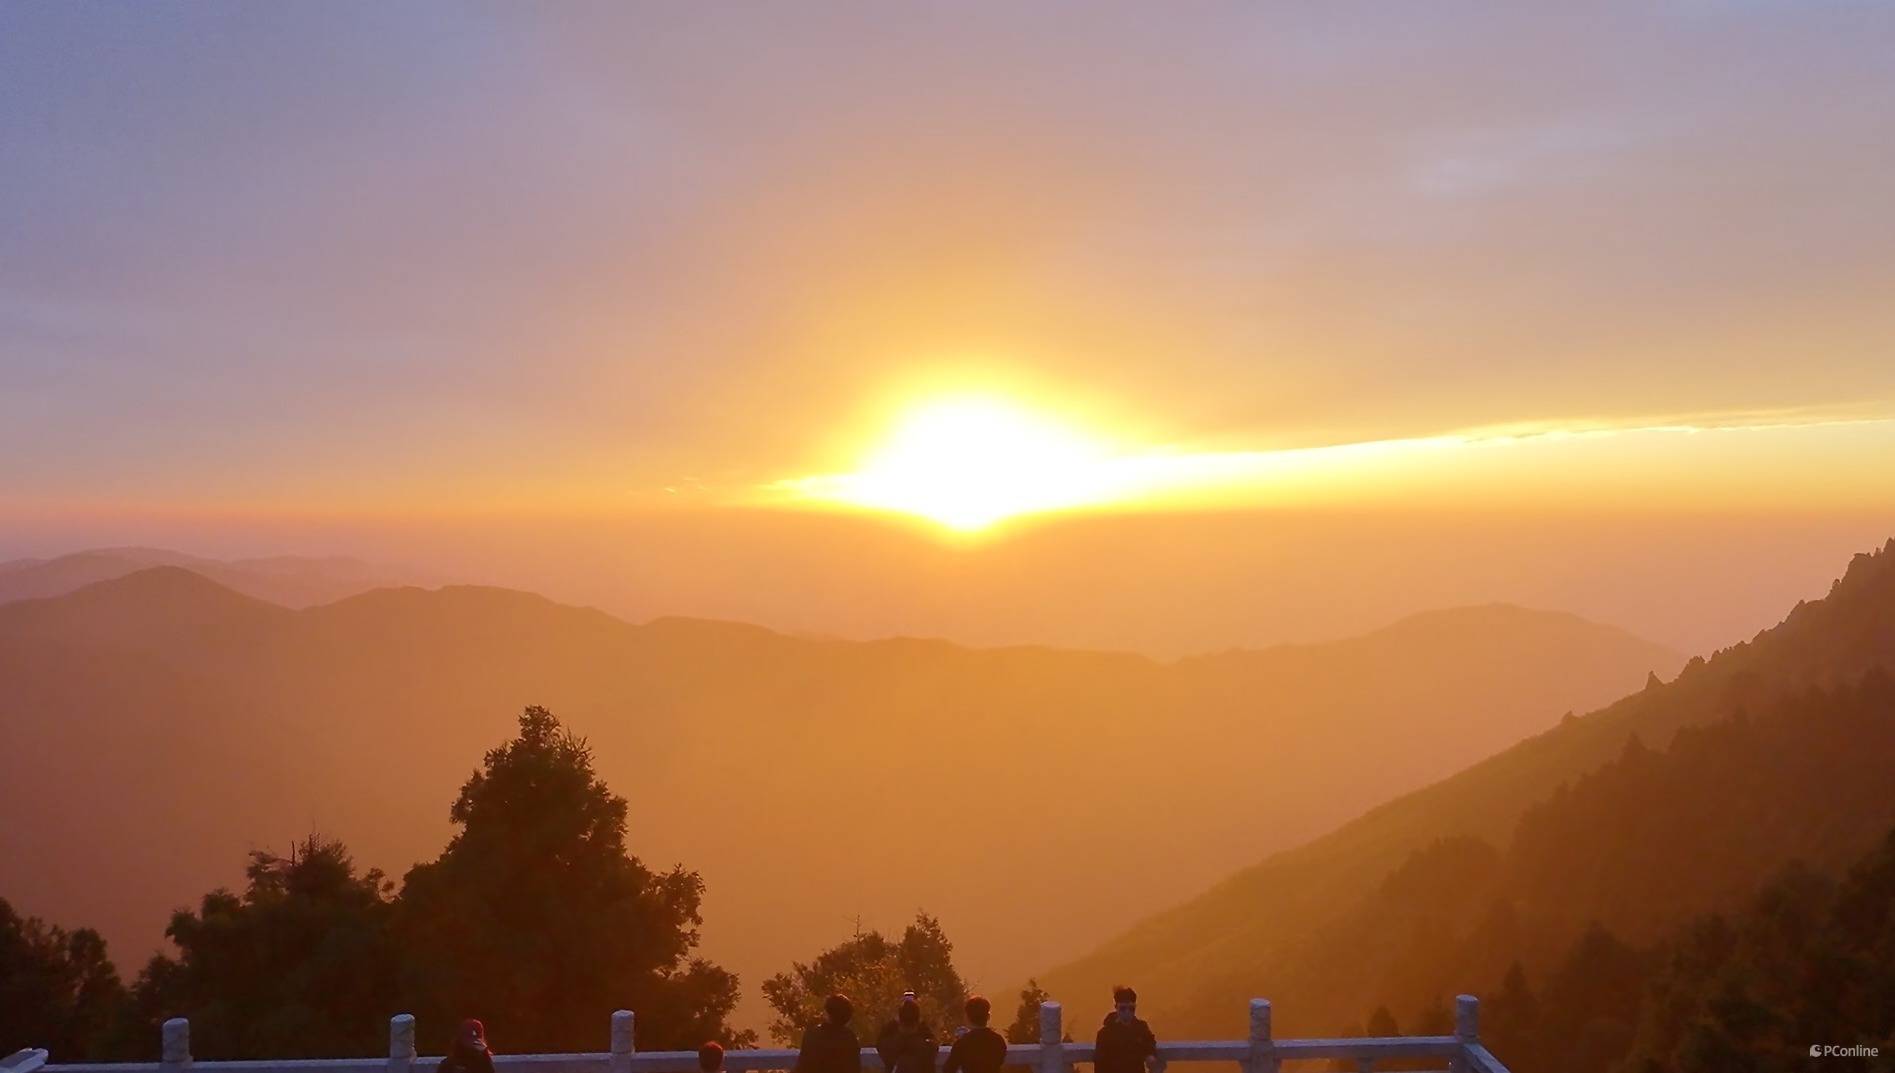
left=397, top=707, right=746, bottom=1051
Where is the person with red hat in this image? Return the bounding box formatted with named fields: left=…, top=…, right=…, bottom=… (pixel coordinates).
left=439, top=1019, right=495, bottom=1073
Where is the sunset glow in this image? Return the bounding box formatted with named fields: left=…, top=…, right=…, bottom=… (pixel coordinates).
left=773, top=397, right=1130, bottom=530
left=770, top=402, right=1895, bottom=531
left=9, top=9, right=1895, bottom=1063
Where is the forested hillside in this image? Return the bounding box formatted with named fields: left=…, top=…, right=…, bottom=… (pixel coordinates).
left=1038, top=540, right=1895, bottom=1042
left=1328, top=669, right=1895, bottom=1071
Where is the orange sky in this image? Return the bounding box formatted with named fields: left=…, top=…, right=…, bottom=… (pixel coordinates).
left=3, top=5, right=1893, bottom=655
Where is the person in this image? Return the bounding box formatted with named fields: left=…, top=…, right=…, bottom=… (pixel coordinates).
left=1094, top=987, right=1157, bottom=1073
left=877, top=992, right=937, bottom=1073
left=942, top=996, right=1006, bottom=1073
left=698, top=1043, right=726, bottom=1073
left=438, top=1020, right=495, bottom=1073
left=795, top=993, right=864, bottom=1073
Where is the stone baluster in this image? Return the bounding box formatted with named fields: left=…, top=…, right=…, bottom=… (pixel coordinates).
left=1247, top=1000, right=1276, bottom=1073
left=160, top=1019, right=191, bottom=1073
left=611, top=1011, right=636, bottom=1073
left=388, top=1015, right=415, bottom=1073
left=1450, top=995, right=1480, bottom=1073
left=1038, top=1001, right=1063, bottom=1073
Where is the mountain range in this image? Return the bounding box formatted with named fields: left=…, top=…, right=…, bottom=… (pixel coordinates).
left=0, top=548, right=428, bottom=609
left=1035, top=538, right=1895, bottom=1042
left=0, top=562, right=1678, bottom=1028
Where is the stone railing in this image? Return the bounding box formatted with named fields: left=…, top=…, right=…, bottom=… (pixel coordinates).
left=29, top=996, right=1510, bottom=1073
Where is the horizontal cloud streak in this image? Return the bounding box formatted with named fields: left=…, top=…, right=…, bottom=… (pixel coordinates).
left=766, top=405, right=1895, bottom=527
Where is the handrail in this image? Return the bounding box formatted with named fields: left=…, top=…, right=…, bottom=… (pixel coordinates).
left=1458, top=1044, right=1510, bottom=1073
left=38, top=997, right=1510, bottom=1073
left=43, top=1041, right=1465, bottom=1073
left=4, top=1049, right=51, bottom=1073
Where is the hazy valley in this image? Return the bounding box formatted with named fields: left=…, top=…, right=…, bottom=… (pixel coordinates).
left=0, top=559, right=1680, bottom=1029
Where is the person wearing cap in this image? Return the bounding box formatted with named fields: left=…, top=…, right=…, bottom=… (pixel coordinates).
left=1094, top=987, right=1157, bottom=1073
left=439, top=1020, right=495, bottom=1073
left=698, top=1043, right=726, bottom=1073
left=941, top=997, right=1005, bottom=1073
left=876, top=992, right=937, bottom=1073
left=795, top=993, right=863, bottom=1073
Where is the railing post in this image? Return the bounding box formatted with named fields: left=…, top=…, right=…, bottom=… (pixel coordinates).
left=611, top=1011, right=636, bottom=1073
left=1037, top=1001, right=1062, bottom=1073
left=160, top=1018, right=190, bottom=1071
left=388, top=1014, right=416, bottom=1073
left=1450, top=995, right=1479, bottom=1073
left=1247, top=999, right=1276, bottom=1073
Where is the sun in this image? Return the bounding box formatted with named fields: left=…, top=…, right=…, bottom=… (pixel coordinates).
left=781, top=396, right=1128, bottom=531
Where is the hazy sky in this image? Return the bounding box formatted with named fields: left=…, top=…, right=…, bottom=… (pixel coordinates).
left=4, top=4, right=1894, bottom=651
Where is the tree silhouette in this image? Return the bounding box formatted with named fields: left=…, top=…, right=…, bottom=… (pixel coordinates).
left=1618, top=827, right=1895, bottom=1072
left=762, top=913, right=968, bottom=1045
left=397, top=707, right=746, bottom=1051
left=1004, top=981, right=1053, bottom=1045
left=1364, top=1006, right=1398, bottom=1037
left=0, top=897, right=126, bottom=1059
left=131, top=836, right=398, bottom=1059
left=1482, top=962, right=1536, bottom=1062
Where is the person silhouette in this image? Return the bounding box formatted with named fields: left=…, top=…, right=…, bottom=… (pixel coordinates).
left=942, top=997, right=1005, bottom=1073
left=1094, top=988, right=1157, bottom=1073
left=795, top=994, right=864, bottom=1073
left=877, top=992, right=937, bottom=1073
left=438, top=1020, right=494, bottom=1073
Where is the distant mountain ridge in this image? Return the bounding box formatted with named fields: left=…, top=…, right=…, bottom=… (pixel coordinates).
left=0, top=564, right=1677, bottom=1031
left=1034, top=538, right=1895, bottom=1038
left=0, top=547, right=430, bottom=610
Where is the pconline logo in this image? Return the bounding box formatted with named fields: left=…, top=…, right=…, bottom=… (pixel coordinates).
left=1809, top=1044, right=1879, bottom=1058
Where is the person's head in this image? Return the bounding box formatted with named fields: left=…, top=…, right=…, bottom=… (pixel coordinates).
left=458, top=1019, right=487, bottom=1049
left=897, top=996, right=921, bottom=1029
left=964, top=996, right=991, bottom=1028
left=1112, top=986, right=1137, bottom=1021
left=824, top=993, right=854, bottom=1027
left=697, top=1042, right=724, bottom=1073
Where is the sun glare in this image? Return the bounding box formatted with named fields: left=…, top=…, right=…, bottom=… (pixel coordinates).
left=781, top=397, right=1128, bottom=531
left=766, top=395, right=1895, bottom=533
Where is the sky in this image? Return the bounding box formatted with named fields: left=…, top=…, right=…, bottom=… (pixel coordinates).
left=3, top=3, right=1894, bottom=654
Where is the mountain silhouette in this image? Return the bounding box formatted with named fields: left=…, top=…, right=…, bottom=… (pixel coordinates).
left=0, top=548, right=426, bottom=610
left=1034, top=538, right=1895, bottom=1037
left=0, top=567, right=1678, bottom=1028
